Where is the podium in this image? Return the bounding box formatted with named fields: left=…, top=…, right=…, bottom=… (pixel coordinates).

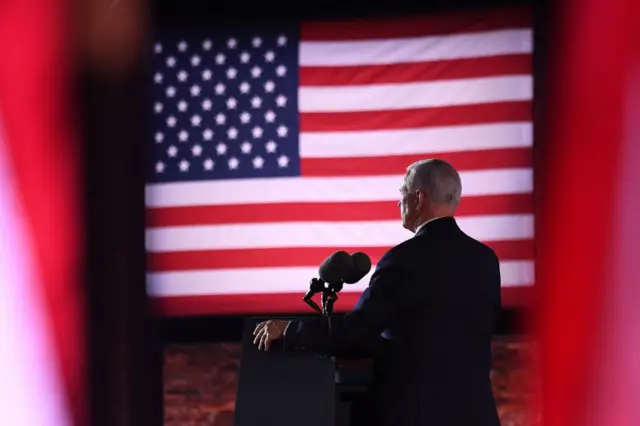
left=234, top=317, right=374, bottom=426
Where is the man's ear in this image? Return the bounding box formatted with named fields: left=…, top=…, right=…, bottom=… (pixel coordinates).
left=415, top=190, right=425, bottom=207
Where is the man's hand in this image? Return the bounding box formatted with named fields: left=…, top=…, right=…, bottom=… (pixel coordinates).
left=253, top=319, right=290, bottom=351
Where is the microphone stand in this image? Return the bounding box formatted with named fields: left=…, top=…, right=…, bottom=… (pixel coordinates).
left=303, top=278, right=342, bottom=316
left=321, top=282, right=342, bottom=317
left=303, top=278, right=325, bottom=314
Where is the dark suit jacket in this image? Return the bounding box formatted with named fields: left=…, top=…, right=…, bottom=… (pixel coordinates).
left=283, top=217, right=502, bottom=426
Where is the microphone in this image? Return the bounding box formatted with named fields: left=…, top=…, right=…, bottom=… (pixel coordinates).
left=343, top=252, right=372, bottom=284
left=318, top=250, right=352, bottom=285
left=303, top=251, right=372, bottom=316
left=303, top=250, right=351, bottom=315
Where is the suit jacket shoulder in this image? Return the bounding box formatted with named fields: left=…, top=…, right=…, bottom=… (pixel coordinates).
left=377, top=234, right=424, bottom=268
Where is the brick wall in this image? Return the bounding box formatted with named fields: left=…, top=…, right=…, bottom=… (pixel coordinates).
left=164, top=338, right=538, bottom=426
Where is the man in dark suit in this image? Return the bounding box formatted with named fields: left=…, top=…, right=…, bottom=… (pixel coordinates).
left=254, top=158, right=502, bottom=426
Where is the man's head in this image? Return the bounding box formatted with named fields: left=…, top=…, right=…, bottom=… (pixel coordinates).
left=398, top=158, right=462, bottom=232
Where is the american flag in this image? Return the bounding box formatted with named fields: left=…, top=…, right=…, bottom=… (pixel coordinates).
left=147, top=6, right=534, bottom=316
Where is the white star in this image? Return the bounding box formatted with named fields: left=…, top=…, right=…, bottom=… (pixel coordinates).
left=155, top=161, right=165, bottom=173
left=276, top=65, right=287, bottom=77
left=252, top=37, right=262, bottom=48
left=153, top=72, right=163, bottom=83
left=191, top=115, right=202, bottom=126
left=226, top=68, right=238, bottom=79
left=215, top=113, right=226, bottom=125
left=226, top=97, right=237, bottom=109
left=191, top=55, right=201, bottom=66
left=264, top=50, right=275, bottom=62
left=154, top=102, right=163, bottom=113
left=227, top=38, right=237, bottom=49
left=166, top=56, right=176, bottom=67
left=227, top=127, right=238, bottom=139
left=179, top=159, right=190, bottom=171
left=202, top=39, right=212, bottom=50
left=240, top=111, right=251, bottom=124
left=252, top=156, right=265, bottom=169
left=264, top=110, right=276, bottom=123
left=155, top=132, right=164, bottom=143
left=201, top=99, right=212, bottom=110
left=154, top=43, right=163, bottom=53
left=177, top=100, right=188, bottom=112
left=191, top=144, right=203, bottom=156
left=250, top=66, right=262, bottom=78
left=177, top=70, right=188, bottom=82
left=239, top=81, right=251, bottom=94
left=252, top=126, right=263, bottom=138
left=251, top=96, right=262, bottom=108
left=167, top=145, right=178, bottom=157
left=228, top=157, right=240, bottom=169
left=215, top=53, right=226, bottom=65
left=201, top=69, right=212, bottom=80
left=240, top=51, right=251, bottom=63
left=214, top=83, right=226, bottom=95
left=177, top=41, right=188, bottom=52
left=178, top=130, right=189, bottom=142
left=190, top=85, right=201, bottom=96
left=203, top=158, right=214, bottom=170
left=202, top=128, right=214, bottom=140
left=277, top=35, right=287, bottom=46
left=265, top=140, right=277, bottom=153
left=277, top=155, right=289, bottom=168
left=264, top=81, right=275, bottom=93
left=241, top=141, right=252, bottom=154
left=275, top=94, right=287, bottom=107
left=216, top=142, right=227, bottom=155
left=276, top=125, right=288, bottom=137
left=166, top=116, right=177, bottom=127
left=165, top=86, right=176, bottom=97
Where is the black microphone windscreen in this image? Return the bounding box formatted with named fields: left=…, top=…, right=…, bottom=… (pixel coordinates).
left=318, top=251, right=352, bottom=284
left=343, top=252, right=372, bottom=284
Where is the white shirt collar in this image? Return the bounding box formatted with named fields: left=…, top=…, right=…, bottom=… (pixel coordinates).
left=415, top=216, right=447, bottom=234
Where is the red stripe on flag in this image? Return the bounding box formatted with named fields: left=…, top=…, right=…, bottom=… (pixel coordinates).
left=300, top=102, right=532, bottom=132
left=301, top=148, right=531, bottom=177
left=148, top=194, right=533, bottom=227
left=301, top=5, right=531, bottom=41
left=300, top=54, right=532, bottom=86
left=147, top=239, right=533, bottom=272
left=151, top=286, right=533, bottom=316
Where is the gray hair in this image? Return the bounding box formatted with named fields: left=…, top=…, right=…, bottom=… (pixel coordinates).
left=405, top=159, right=462, bottom=209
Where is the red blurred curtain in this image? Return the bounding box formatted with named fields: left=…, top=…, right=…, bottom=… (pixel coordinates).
left=0, top=0, right=84, bottom=425
left=538, top=0, right=640, bottom=425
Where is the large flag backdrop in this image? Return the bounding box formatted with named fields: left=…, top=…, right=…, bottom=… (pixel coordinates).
left=147, top=6, right=535, bottom=316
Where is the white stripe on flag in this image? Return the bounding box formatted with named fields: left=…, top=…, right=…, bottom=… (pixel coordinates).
left=146, top=168, right=533, bottom=207
left=0, top=120, right=71, bottom=426
left=147, top=260, right=534, bottom=296
left=299, top=76, right=533, bottom=112
left=146, top=214, right=534, bottom=252
left=300, top=123, right=533, bottom=158
left=299, top=29, right=532, bottom=66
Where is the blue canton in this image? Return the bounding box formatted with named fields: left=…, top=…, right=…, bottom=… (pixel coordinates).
left=149, top=25, right=300, bottom=183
